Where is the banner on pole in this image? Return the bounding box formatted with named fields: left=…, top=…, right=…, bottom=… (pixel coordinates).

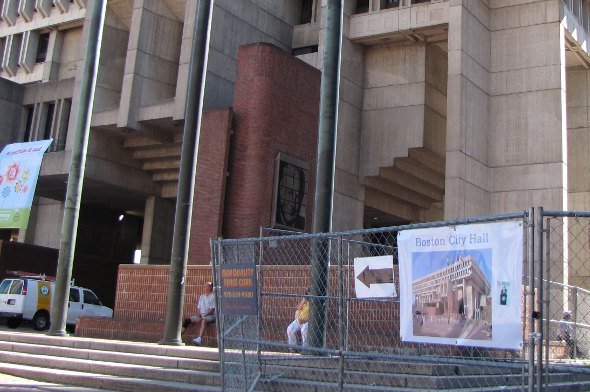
left=0, top=140, right=52, bottom=229
left=397, top=221, right=523, bottom=349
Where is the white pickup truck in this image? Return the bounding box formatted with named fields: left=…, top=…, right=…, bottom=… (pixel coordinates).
left=0, top=276, right=113, bottom=330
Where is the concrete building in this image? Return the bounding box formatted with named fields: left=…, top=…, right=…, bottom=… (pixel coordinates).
left=0, top=0, right=589, bottom=300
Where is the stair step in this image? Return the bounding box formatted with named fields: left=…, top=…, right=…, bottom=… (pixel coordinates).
left=0, top=330, right=219, bottom=361
left=0, top=351, right=220, bottom=386
left=0, top=340, right=219, bottom=372
left=0, top=362, right=221, bottom=392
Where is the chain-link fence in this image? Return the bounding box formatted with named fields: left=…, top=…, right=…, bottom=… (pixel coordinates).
left=212, top=209, right=590, bottom=391
left=540, top=210, right=590, bottom=376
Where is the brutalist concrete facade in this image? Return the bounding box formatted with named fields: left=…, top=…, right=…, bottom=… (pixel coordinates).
left=0, top=0, right=588, bottom=269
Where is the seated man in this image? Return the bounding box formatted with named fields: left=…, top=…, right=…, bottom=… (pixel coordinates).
left=182, top=281, right=215, bottom=345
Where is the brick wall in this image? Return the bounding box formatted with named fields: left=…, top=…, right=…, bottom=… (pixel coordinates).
left=77, top=264, right=527, bottom=359
left=189, top=108, right=232, bottom=265
left=223, top=43, right=321, bottom=239
left=76, top=264, right=217, bottom=346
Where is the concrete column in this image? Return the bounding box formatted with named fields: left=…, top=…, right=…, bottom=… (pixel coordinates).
left=118, top=0, right=183, bottom=131
left=489, top=1, right=566, bottom=213
left=140, top=196, right=174, bottom=265
left=445, top=1, right=492, bottom=219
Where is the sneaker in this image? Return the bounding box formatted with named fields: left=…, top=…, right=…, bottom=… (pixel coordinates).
left=192, top=337, right=202, bottom=345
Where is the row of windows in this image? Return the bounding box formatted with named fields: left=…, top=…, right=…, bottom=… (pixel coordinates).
left=0, top=30, right=48, bottom=76
left=298, top=0, right=438, bottom=23
left=23, top=99, right=71, bottom=152
left=355, top=0, right=433, bottom=15
left=0, top=0, right=83, bottom=26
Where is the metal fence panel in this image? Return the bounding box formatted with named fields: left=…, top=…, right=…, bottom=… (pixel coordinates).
left=214, top=213, right=540, bottom=391
left=541, top=211, right=590, bottom=365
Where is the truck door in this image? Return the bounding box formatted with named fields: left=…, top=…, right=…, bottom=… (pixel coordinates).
left=81, top=289, right=103, bottom=316
left=66, top=287, right=83, bottom=325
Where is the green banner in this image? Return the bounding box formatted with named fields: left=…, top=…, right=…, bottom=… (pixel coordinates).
left=0, top=208, right=31, bottom=229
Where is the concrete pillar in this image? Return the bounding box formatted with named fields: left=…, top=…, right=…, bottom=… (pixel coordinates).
left=445, top=1, right=492, bottom=219
left=118, top=0, right=183, bottom=131
left=140, top=196, right=174, bottom=265
left=489, top=1, right=566, bottom=213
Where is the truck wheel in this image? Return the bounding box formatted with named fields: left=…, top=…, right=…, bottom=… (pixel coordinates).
left=6, top=317, right=21, bottom=329
left=33, top=311, right=50, bottom=331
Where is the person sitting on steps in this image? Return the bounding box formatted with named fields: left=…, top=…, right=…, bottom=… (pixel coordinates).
left=182, top=282, right=215, bottom=345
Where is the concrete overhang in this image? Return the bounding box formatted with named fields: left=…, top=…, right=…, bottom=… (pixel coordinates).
left=349, top=1, right=448, bottom=47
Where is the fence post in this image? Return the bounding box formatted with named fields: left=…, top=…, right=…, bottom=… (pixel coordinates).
left=338, top=236, right=344, bottom=391
left=211, top=238, right=225, bottom=390
left=528, top=207, right=536, bottom=392
left=257, top=232, right=264, bottom=373
left=544, top=217, right=551, bottom=389
left=535, top=207, right=544, bottom=391
left=573, top=286, right=578, bottom=359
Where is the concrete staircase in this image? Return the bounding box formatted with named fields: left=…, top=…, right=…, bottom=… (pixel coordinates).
left=0, top=329, right=221, bottom=391
left=251, top=355, right=590, bottom=391
left=1, top=329, right=589, bottom=391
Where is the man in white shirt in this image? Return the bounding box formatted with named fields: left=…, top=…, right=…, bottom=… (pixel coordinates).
left=182, top=281, right=216, bottom=345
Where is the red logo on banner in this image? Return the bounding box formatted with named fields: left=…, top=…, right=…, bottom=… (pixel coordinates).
left=6, top=164, right=19, bottom=182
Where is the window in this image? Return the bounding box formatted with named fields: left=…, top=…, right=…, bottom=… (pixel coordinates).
left=0, top=280, right=12, bottom=294
left=69, top=288, right=80, bottom=302
left=36, top=33, right=50, bottom=63
left=300, top=0, right=313, bottom=24
left=383, top=0, right=400, bottom=9
left=23, top=106, right=34, bottom=142
left=272, top=153, right=309, bottom=231
left=292, top=45, right=318, bottom=56
left=43, top=103, right=55, bottom=140
left=8, top=280, right=23, bottom=294
left=355, top=0, right=369, bottom=14
left=83, top=289, right=101, bottom=306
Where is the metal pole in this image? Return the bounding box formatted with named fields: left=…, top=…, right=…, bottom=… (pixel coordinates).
left=308, top=0, right=343, bottom=350
left=213, top=238, right=226, bottom=390
left=47, top=0, right=106, bottom=336
left=573, top=286, right=578, bottom=359
left=535, top=207, right=543, bottom=391
left=160, top=0, right=214, bottom=345
left=338, top=236, right=344, bottom=391
left=544, top=217, right=551, bottom=390
left=528, top=207, right=535, bottom=392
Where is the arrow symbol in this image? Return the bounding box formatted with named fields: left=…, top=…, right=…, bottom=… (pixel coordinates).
left=356, top=265, right=394, bottom=289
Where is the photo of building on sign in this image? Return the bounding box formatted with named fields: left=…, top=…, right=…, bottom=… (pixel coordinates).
left=412, top=250, right=492, bottom=341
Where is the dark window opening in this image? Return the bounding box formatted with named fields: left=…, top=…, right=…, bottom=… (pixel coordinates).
left=412, top=0, right=430, bottom=4
left=43, top=103, right=55, bottom=140
left=383, top=0, right=400, bottom=9
left=23, top=106, right=34, bottom=142
left=36, top=33, right=50, bottom=63
left=300, top=0, right=313, bottom=24
left=355, top=0, right=370, bottom=14
left=292, top=45, right=318, bottom=56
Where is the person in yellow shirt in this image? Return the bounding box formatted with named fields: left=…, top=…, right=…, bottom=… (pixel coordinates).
left=287, top=288, right=310, bottom=347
